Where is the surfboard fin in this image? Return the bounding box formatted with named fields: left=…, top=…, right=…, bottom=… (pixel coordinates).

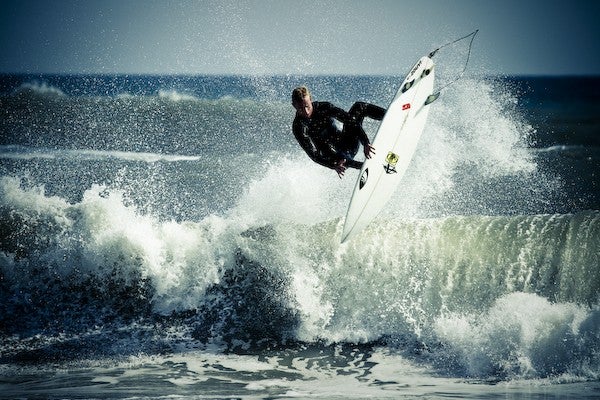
left=424, top=92, right=440, bottom=105
left=401, top=80, right=414, bottom=93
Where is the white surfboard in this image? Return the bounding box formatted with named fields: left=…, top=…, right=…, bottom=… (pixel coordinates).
left=341, top=56, right=436, bottom=243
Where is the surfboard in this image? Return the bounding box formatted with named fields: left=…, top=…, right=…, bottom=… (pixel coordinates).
left=341, top=56, right=436, bottom=243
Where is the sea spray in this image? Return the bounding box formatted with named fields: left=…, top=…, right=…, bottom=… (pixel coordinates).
left=390, top=78, right=541, bottom=218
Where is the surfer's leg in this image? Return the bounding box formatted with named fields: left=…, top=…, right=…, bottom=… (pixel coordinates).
left=338, top=131, right=360, bottom=158
left=339, top=102, right=385, bottom=164
left=345, top=102, right=386, bottom=148
left=348, top=101, right=386, bottom=124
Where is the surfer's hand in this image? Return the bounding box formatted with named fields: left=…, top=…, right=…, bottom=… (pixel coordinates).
left=334, top=159, right=347, bottom=178
left=364, top=143, right=375, bottom=159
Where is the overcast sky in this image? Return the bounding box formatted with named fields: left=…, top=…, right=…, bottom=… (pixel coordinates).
left=1, top=0, right=598, bottom=75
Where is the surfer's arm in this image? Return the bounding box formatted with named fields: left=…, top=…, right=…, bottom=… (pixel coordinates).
left=356, top=127, right=371, bottom=147
left=320, top=102, right=376, bottom=163
left=321, top=102, right=352, bottom=125
left=363, top=143, right=375, bottom=159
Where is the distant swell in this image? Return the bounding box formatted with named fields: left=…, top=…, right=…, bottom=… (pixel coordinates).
left=0, top=83, right=290, bottom=156
left=0, top=145, right=202, bottom=163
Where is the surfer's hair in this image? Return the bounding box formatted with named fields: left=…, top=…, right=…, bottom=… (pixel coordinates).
left=291, top=86, right=311, bottom=105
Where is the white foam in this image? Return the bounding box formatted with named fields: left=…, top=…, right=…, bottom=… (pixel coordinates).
left=0, top=177, right=231, bottom=314
left=434, top=292, right=600, bottom=379
left=13, top=81, right=66, bottom=97
left=158, top=89, right=199, bottom=102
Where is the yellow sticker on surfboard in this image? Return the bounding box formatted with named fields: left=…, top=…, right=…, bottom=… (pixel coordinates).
left=384, top=151, right=399, bottom=174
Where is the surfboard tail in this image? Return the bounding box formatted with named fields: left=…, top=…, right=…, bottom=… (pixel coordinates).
left=341, top=223, right=359, bottom=243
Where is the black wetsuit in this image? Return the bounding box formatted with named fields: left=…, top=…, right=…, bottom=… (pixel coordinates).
left=292, top=101, right=386, bottom=169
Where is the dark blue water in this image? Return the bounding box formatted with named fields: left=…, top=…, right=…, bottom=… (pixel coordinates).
left=0, top=73, right=598, bottom=399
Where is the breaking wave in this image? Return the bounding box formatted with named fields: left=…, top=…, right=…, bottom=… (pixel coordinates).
left=1, top=176, right=598, bottom=379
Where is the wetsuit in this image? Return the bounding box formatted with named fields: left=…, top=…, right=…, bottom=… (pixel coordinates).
left=292, top=101, right=386, bottom=170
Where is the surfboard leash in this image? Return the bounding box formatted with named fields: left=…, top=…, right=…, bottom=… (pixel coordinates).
left=425, top=29, right=479, bottom=104
left=428, top=29, right=479, bottom=59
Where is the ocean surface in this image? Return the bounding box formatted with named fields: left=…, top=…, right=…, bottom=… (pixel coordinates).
left=0, top=72, right=599, bottom=399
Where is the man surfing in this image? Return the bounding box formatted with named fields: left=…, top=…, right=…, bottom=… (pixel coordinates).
left=291, top=86, right=386, bottom=178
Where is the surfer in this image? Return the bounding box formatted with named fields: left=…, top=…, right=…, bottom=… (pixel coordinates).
left=291, top=86, right=385, bottom=178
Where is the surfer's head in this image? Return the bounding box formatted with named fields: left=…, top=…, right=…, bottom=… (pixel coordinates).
left=292, top=86, right=313, bottom=118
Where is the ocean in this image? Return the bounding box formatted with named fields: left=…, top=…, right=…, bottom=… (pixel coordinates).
left=0, top=72, right=598, bottom=399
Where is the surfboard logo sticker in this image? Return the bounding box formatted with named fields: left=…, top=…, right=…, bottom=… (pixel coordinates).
left=402, top=103, right=411, bottom=110
left=409, top=59, right=422, bottom=77
left=384, top=152, right=399, bottom=174
left=359, top=168, right=369, bottom=189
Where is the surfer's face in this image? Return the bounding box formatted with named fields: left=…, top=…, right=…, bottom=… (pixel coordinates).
left=293, top=95, right=313, bottom=119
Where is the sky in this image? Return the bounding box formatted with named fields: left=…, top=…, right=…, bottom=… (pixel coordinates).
left=1, top=0, right=599, bottom=76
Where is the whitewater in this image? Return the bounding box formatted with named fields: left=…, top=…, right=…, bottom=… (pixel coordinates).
left=0, top=73, right=599, bottom=399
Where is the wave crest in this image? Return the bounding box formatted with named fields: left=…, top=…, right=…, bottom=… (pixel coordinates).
left=11, top=81, right=66, bottom=97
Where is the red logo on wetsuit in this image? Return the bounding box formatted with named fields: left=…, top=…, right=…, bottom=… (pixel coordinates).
left=402, top=103, right=411, bottom=110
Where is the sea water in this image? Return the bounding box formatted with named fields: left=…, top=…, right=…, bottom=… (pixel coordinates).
left=0, top=73, right=598, bottom=399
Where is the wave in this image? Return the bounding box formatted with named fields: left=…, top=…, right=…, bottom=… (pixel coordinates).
left=531, top=144, right=595, bottom=153
left=432, top=292, right=599, bottom=380
left=10, top=81, right=66, bottom=97
left=0, top=145, right=201, bottom=163
left=1, top=86, right=290, bottom=157
left=157, top=89, right=200, bottom=102
left=1, top=176, right=598, bottom=378
left=5, top=79, right=267, bottom=103
left=2, top=72, right=598, bottom=379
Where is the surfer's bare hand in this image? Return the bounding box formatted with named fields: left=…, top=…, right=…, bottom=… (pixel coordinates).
left=334, top=159, right=347, bottom=178
left=364, top=143, right=375, bottom=159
